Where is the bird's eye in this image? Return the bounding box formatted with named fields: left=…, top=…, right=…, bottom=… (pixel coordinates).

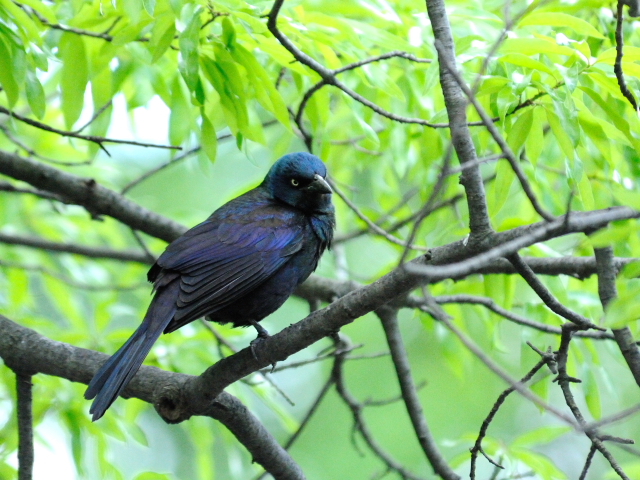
left=291, top=178, right=299, bottom=187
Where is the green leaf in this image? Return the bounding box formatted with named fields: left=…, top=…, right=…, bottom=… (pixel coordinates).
left=201, top=50, right=249, bottom=135
left=25, top=69, right=45, bottom=119
left=230, top=44, right=291, bottom=129
left=525, top=107, right=545, bottom=167
left=507, top=108, right=533, bottom=154
left=583, top=367, right=601, bottom=419
left=0, top=0, right=42, bottom=45
left=513, top=426, right=571, bottom=447
left=111, top=20, right=150, bottom=45
left=179, top=9, right=201, bottom=91
left=17, top=0, right=56, bottom=23
left=491, top=156, right=514, bottom=215
left=169, top=75, right=190, bottom=145
left=511, top=448, right=567, bottom=480
left=579, top=86, right=640, bottom=152
left=595, top=46, right=640, bottom=65
left=520, top=12, right=605, bottom=39
left=604, top=284, right=640, bottom=328
left=233, top=11, right=268, bottom=34
left=134, top=473, right=171, bottom=480
left=221, top=17, right=236, bottom=48
left=201, top=111, right=217, bottom=163
left=0, top=38, right=19, bottom=107
left=150, top=14, right=176, bottom=63
left=621, top=261, right=640, bottom=279
left=59, top=33, right=89, bottom=128
left=545, top=107, right=574, bottom=160
left=500, top=53, right=557, bottom=77
left=501, top=38, right=575, bottom=57
left=142, top=0, right=156, bottom=15
left=576, top=172, right=594, bottom=211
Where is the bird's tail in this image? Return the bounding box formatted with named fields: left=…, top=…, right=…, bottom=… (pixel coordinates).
left=84, top=281, right=180, bottom=421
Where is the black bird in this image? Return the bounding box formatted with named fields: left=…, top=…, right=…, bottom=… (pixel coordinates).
left=85, top=152, right=335, bottom=420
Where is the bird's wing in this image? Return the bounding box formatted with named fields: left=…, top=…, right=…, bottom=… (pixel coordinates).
left=154, top=211, right=304, bottom=332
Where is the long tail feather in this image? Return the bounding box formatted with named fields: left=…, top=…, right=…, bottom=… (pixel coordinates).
left=84, top=281, right=180, bottom=421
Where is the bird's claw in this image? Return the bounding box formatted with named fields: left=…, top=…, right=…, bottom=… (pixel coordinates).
left=248, top=320, right=277, bottom=370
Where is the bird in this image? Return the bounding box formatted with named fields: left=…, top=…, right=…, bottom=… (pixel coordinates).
left=85, top=152, right=335, bottom=421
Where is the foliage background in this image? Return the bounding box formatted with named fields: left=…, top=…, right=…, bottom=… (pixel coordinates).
left=1, top=0, right=640, bottom=478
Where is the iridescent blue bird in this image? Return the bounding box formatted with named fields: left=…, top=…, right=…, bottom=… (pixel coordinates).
left=85, top=152, right=335, bottom=420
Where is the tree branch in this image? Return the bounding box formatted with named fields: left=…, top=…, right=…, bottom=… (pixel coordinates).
left=15, top=372, right=34, bottom=480
left=331, top=335, right=426, bottom=480
left=0, top=232, right=152, bottom=264
left=0, top=106, right=181, bottom=153
left=595, top=247, right=640, bottom=388
left=420, top=294, right=616, bottom=340
left=267, top=0, right=444, bottom=130
left=470, top=353, right=551, bottom=480
left=378, top=307, right=460, bottom=480
left=433, top=41, right=554, bottom=222
left=424, top=0, right=492, bottom=238
left=614, top=2, right=638, bottom=111
left=0, top=315, right=305, bottom=480
left=0, top=150, right=185, bottom=242
left=554, top=325, right=631, bottom=480
left=507, top=253, right=597, bottom=329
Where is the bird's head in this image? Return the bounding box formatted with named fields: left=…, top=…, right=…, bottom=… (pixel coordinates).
left=262, top=152, right=333, bottom=213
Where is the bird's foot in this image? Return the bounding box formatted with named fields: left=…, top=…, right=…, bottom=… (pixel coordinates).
left=249, top=320, right=277, bottom=371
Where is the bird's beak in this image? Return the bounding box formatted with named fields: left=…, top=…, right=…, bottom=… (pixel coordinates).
left=306, top=174, right=333, bottom=194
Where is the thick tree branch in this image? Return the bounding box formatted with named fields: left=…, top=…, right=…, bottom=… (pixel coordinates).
left=0, top=315, right=305, bottom=480
left=424, top=0, right=492, bottom=238
left=595, top=247, right=640, bottom=388
left=378, top=307, right=460, bottom=480
left=0, top=150, right=185, bottom=242
left=433, top=42, right=554, bottom=222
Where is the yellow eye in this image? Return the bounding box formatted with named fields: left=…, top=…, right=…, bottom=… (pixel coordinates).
left=291, top=178, right=299, bottom=187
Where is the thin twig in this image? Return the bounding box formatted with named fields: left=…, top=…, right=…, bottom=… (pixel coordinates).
left=470, top=353, right=550, bottom=479
left=579, top=444, right=598, bottom=480
left=267, top=0, right=443, bottom=129
left=0, top=259, right=147, bottom=291
left=433, top=40, right=554, bottom=222
left=329, top=180, right=428, bottom=251
left=421, top=293, right=578, bottom=426
left=73, top=100, right=113, bottom=134
left=555, top=325, right=631, bottom=480
left=199, top=320, right=295, bottom=406
left=423, top=294, right=615, bottom=340
left=0, top=180, right=68, bottom=203
left=507, top=253, right=599, bottom=329
left=0, top=106, right=181, bottom=153
left=614, top=2, right=638, bottom=110
left=595, top=246, right=640, bottom=388
left=0, top=124, right=93, bottom=166
left=398, top=145, right=453, bottom=265
left=0, top=232, right=152, bottom=264
left=331, top=334, right=427, bottom=480
left=254, top=376, right=334, bottom=479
